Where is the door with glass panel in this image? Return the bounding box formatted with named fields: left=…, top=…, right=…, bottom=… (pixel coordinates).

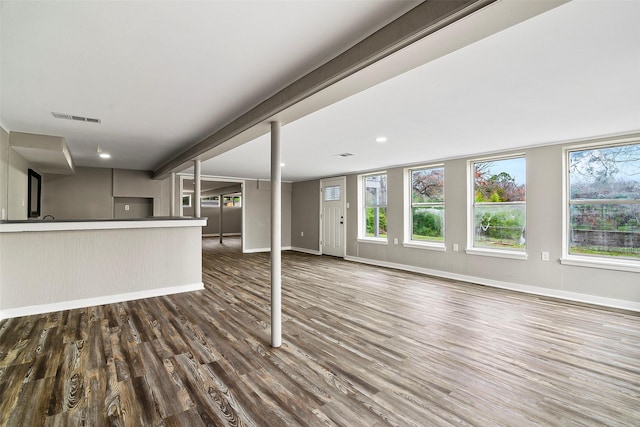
left=321, top=177, right=346, bottom=257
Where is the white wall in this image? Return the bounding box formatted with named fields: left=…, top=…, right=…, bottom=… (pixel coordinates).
left=0, top=126, right=9, bottom=220
left=7, top=147, right=31, bottom=220
left=0, top=223, right=204, bottom=317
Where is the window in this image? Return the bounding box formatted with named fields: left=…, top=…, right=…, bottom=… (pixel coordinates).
left=567, top=142, right=640, bottom=261
left=408, top=166, right=444, bottom=244
left=324, top=185, right=341, bottom=201
left=470, top=156, right=526, bottom=254
left=360, top=173, right=387, bottom=240
left=201, top=195, right=219, bottom=207
left=182, top=194, right=192, bottom=207
left=223, top=195, right=242, bottom=207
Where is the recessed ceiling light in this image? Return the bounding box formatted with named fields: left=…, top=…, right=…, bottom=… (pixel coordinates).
left=375, top=136, right=387, bottom=143
left=280, top=163, right=286, bottom=167
left=97, top=145, right=110, bottom=159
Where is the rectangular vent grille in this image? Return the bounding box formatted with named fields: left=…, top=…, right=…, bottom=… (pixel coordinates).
left=52, top=112, right=101, bottom=123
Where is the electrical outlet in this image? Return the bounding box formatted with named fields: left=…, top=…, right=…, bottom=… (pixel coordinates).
left=453, top=243, right=459, bottom=252
left=125, top=204, right=130, bottom=211
left=393, top=237, right=398, bottom=245
left=301, top=231, right=304, bottom=237
left=542, top=251, right=550, bottom=261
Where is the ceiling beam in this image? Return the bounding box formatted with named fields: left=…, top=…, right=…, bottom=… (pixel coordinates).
left=152, top=0, right=497, bottom=179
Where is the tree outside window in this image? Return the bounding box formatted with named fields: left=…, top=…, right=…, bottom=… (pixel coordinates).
left=472, top=157, right=526, bottom=250
left=410, top=167, right=444, bottom=242
left=568, top=142, right=640, bottom=259
left=364, top=174, right=387, bottom=239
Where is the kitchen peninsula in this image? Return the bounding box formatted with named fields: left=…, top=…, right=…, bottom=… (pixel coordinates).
left=0, top=217, right=206, bottom=319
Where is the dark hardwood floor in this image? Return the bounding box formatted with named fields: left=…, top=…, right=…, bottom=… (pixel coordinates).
left=1, top=236, right=639, bottom=426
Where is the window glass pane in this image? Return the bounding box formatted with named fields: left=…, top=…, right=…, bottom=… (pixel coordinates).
left=324, top=185, right=341, bottom=201
left=365, top=175, right=387, bottom=207
left=365, top=207, right=387, bottom=238
left=569, top=203, right=640, bottom=258
left=412, top=168, right=444, bottom=203
left=412, top=206, right=444, bottom=241
left=570, top=144, right=640, bottom=200
left=474, top=158, right=526, bottom=202
left=473, top=204, right=526, bottom=250
left=222, top=196, right=241, bottom=207
left=201, top=195, right=219, bottom=207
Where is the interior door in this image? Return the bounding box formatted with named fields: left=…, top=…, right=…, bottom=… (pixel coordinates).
left=321, top=177, right=346, bottom=257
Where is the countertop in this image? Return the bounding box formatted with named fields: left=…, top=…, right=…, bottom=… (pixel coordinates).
left=0, top=217, right=207, bottom=232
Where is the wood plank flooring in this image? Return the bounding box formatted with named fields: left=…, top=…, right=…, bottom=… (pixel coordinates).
left=1, top=236, right=639, bottom=426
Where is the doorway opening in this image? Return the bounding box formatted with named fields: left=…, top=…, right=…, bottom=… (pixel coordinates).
left=180, top=175, right=244, bottom=247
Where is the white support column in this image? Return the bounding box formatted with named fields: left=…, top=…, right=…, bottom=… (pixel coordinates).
left=270, top=121, right=282, bottom=348
left=219, top=193, right=224, bottom=243
left=170, top=172, right=176, bottom=217
left=194, top=160, right=202, bottom=218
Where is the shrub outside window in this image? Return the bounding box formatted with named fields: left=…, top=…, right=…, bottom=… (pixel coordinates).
left=363, top=174, right=387, bottom=239
left=471, top=156, right=526, bottom=251
left=568, top=142, right=640, bottom=260
left=410, top=166, right=444, bottom=242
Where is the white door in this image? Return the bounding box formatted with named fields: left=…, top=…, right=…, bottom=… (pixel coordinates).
left=321, top=177, right=346, bottom=257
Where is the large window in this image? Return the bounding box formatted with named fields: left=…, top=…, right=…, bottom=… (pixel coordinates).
left=409, top=166, right=444, bottom=243
left=568, top=142, right=640, bottom=260
left=471, top=156, right=526, bottom=252
left=361, top=173, right=387, bottom=240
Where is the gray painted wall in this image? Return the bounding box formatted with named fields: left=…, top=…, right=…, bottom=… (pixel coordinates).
left=244, top=179, right=292, bottom=251
left=113, top=169, right=169, bottom=216
left=183, top=204, right=242, bottom=235
left=341, top=143, right=640, bottom=305
left=114, top=197, right=154, bottom=218
left=42, top=167, right=113, bottom=219
left=41, top=167, right=170, bottom=219
left=291, top=179, right=320, bottom=251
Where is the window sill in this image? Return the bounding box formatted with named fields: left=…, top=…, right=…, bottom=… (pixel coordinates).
left=403, top=241, right=446, bottom=252
left=465, top=247, right=528, bottom=260
left=560, top=256, right=640, bottom=273
left=357, top=238, right=388, bottom=245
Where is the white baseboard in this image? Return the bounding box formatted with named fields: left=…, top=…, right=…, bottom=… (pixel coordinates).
left=290, top=247, right=322, bottom=255
left=345, top=256, right=640, bottom=313
left=202, top=233, right=241, bottom=237
left=243, top=246, right=293, bottom=254
left=0, top=283, right=204, bottom=320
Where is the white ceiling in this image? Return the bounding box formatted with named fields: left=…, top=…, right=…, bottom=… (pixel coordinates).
left=196, top=0, right=640, bottom=181
left=0, top=0, right=419, bottom=170
left=2, top=0, right=639, bottom=183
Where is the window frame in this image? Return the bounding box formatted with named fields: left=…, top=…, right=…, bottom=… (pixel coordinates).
left=561, top=137, right=640, bottom=273
left=357, top=171, right=388, bottom=244
left=466, top=154, right=528, bottom=260
left=403, top=164, right=446, bottom=251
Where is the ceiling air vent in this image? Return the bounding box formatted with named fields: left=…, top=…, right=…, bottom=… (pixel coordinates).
left=335, top=152, right=354, bottom=158
left=52, top=112, right=101, bottom=124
